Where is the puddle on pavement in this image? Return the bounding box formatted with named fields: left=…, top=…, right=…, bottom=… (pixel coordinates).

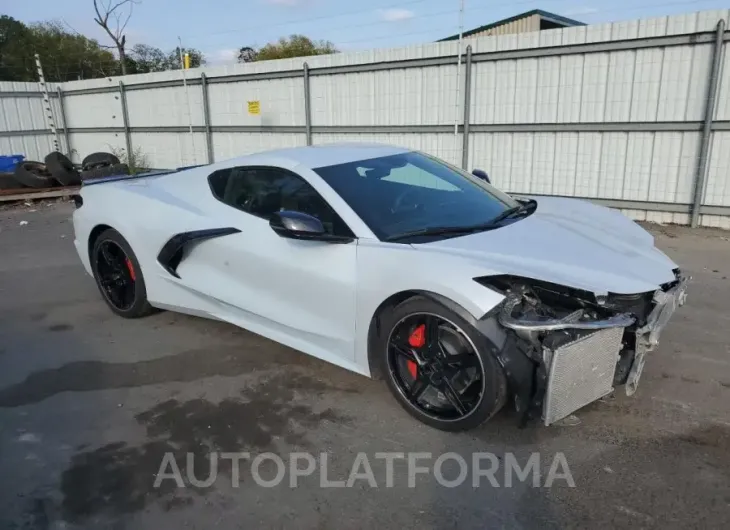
left=0, top=343, right=343, bottom=408
left=59, top=371, right=352, bottom=522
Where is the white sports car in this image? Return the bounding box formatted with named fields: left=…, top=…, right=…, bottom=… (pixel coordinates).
left=72, top=143, right=688, bottom=430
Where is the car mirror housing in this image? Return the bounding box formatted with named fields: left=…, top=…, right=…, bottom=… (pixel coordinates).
left=472, top=169, right=490, bottom=184
left=269, top=210, right=354, bottom=243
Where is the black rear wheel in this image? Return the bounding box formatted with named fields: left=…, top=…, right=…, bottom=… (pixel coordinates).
left=379, top=296, right=506, bottom=431
left=91, top=228, right=154, bottom=318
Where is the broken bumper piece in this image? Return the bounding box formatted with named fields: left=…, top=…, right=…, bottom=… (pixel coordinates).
left=625, top=273, right=690, bottom=396
left=495, top=273, right=689, bottom=426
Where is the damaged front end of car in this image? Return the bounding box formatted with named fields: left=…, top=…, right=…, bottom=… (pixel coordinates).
left=475, top=272, right=689, bottom=426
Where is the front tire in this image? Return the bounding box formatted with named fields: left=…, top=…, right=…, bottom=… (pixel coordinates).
left=377, top=296, right=507, bottom=431
left=91, top=228, right=154, bottom=318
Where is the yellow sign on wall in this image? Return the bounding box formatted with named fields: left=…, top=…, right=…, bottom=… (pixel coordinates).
left=248, top=101, right=261, bottom=115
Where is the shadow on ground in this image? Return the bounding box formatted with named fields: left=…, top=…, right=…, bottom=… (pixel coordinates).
left=59, top=370, right=354, bottom=522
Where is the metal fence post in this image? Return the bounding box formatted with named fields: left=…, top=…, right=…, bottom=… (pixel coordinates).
left=56, top=86, right=72, bottom=159
left=691, top=19, right=726, bottom=228
left=461, top=45, right=473, bottom=170
left=303, top=62, right=312, bottom=146
left=201, top=72, right=214, bottom=163
left=118, top=81, right=133, bottom=161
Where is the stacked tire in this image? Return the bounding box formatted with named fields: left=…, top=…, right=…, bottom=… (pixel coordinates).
left=0, top=151, right=131, bottom=193
left=12, top=161, right=58, bottom=189
left=45, top=152, right=81, bottom=186
left=79, top=152, right=129, bottom=180
left=0, top=171, right=27, bottom=191
left=1, top=152, right=80, bottom=190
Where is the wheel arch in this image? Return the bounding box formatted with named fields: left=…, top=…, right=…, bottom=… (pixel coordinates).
left=88, top=223, right=115, bottom=261
left=366, top=289, right=484, bottom=379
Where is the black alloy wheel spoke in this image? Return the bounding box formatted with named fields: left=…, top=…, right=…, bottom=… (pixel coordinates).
left=409, top=377, right=430, bottom=403
left=440, top=378, right=468, bottom=415
left=445, top=353, right=479, bottom=369
left=390, top=337, right=417, bottom=362
left=106, top=283, right=124, bottom=307
left=99, top=244, right=119, bottom=270
left=424, top=315, right=442, bottom=357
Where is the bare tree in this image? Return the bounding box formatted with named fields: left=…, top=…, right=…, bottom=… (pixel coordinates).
left=93, top=0, right=137, bottom=75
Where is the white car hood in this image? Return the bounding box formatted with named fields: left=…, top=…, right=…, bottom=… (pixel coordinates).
left=420, top=196, right=678, bottom=295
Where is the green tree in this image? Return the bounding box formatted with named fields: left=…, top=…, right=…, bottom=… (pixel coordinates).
left=164, top=46, right=206, bottom=70
left=128, top=43, right=167, bottom=73
left=253, top=35, right=337, bottom=62
left=0, top=16, right=34, bottom=81
left=0, top=18, right=117, bottom=81
left=30, top=21, right=118, bottom=81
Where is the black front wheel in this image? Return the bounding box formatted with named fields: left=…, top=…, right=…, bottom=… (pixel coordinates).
left=91, top=228, right=154, bottom=318
left=378, top=296, right=507, bottom=431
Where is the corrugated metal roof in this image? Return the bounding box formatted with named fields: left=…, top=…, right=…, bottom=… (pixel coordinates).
left=439, top=9, right=586, bottom=41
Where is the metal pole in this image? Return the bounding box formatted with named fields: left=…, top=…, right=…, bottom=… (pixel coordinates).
left=303, top=62, right=312, bottom=146
left=34, top=53, right=59, bottom=152
left=178, top=37, right=197, bottom=165
left=118, top=81, right=133, bottom=167
left=453, top=0, right=465, bottom=136
left=691, top=19, right=725, bottom=228
left=461, top=45, right=473, bottom=170
left=57, top=86, right=72, bottom=159
left=200, top=72, right=214, bottom=163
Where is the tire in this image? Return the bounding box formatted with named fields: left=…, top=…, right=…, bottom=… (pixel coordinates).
left=376, top=296, right=507, bottom=431
left=13, top=161, right=56, bottom=189
left=80, top=163, right=130, bottom=181
left=44, top=151, right=81, bottom=186
left=90, top=228, right=154, bottom=318
left=82, top=152, right=120, bottom=171
left=0, top=172, right=27, bottom=190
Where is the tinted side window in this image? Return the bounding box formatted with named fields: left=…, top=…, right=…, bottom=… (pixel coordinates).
left=208, top=167, right=352, bottom=236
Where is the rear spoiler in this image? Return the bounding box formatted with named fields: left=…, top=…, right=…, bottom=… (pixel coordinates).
left=81, top=164, right=206, bottom=187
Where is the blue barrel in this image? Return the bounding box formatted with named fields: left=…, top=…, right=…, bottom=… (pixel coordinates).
left=0, top=155, right=25, bottom=173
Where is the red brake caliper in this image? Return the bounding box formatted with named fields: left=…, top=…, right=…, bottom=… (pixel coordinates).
left=125, top=258, right=136, bottom=281
left=406, top=324, right=426, bottom=379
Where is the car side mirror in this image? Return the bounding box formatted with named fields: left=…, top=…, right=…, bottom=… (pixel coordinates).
left=269, top=210, right=353, bottom=243
left=472, top=169, right=490, bottom=184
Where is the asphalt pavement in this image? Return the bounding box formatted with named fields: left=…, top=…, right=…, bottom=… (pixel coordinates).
left=1, top=201, right=729, bottom=529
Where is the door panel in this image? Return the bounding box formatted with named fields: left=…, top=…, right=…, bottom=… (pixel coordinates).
left=177, top=205, right=358, bottom=363
left=171, top=164, right=359, bottom=365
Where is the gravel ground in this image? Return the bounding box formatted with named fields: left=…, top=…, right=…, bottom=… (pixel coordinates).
left=0, top=201, right=729, bottom=530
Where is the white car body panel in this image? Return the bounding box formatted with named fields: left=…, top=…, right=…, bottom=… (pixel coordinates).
left=424, top=195, right=677, bottom=295
left=72, top=143, right=680, bottom=379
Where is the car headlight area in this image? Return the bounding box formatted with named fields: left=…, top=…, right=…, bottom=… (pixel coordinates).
left=473, top=273, right=688, bottom=425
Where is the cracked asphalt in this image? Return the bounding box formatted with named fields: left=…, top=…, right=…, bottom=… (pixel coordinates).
left=0, top=201, right=729, bottom=529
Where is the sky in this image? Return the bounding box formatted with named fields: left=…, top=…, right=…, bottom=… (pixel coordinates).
left=2, top=0, right=728, bottom=64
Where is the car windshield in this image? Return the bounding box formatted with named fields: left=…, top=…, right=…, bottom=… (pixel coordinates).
left=313, top=151, right=521, bottom=241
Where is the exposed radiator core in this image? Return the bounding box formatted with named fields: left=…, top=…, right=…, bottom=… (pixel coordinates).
left=543, top=327, right=624, bottom=425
